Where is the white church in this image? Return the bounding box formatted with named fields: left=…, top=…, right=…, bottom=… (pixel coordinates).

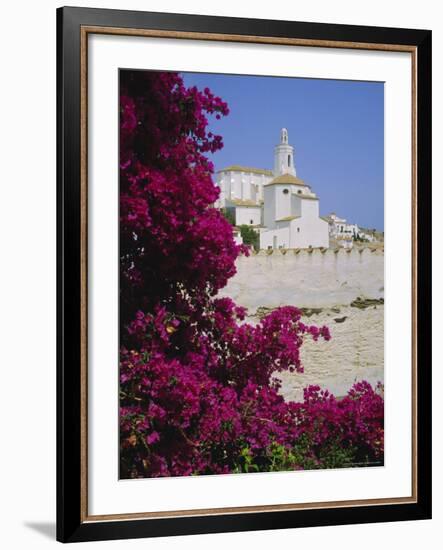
left=215, top=128, right=329, bottom=250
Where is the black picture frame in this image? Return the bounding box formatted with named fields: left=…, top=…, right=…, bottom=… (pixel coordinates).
left=57, top=6, right=432, bottom=543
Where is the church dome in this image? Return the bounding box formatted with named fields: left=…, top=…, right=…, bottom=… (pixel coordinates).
left=265, top=173, right=307, bottom=187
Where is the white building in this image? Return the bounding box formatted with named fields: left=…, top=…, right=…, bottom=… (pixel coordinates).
left=326, top=212, right=378, bottom=246
left=214, top=166, right=273, bottom=210
left=215, top=128, right=329, bottom=249
left=260, top=173, right=329, bottom=249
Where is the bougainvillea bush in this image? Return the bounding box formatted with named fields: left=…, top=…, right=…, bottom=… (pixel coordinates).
left=119, top=70, right=384, bottom=478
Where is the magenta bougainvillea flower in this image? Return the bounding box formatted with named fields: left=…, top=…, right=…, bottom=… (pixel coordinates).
left=119, top=70, right=383, bottom=478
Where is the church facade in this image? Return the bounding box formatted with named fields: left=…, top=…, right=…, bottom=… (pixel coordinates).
left=215, top=128, right=329, bottom=250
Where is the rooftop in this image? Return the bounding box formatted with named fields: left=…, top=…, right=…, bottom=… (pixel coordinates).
left=276, top=215, right=300, bottom=222
left=217, top=165, right=273, bottom=176
left=265, top=173, right=310, bottom=187
left=226, top=198, right=261, bottom=207
left=299, top=194, right=318, bottom=201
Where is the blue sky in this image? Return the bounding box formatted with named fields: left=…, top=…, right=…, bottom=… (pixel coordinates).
left=183, top=72, right=384, bottom=231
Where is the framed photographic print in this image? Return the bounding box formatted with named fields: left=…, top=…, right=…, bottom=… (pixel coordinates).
left=57, top=6, right=432, bottom=543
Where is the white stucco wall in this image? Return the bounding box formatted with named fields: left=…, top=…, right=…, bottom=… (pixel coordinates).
left=264, top=184, right=312, bottom=228
left=301, top=197, right=319, bottom=217
left=260, top=224, right=290, bottom=249
left=275, top=185, right=293, bottom=220
left=262, top=190, right=328, bottom=249
left=215, top=170, right=273, bottom=207
left=233, top=176, right=242, bottom=201
left=219, top=248, right=384, bottom=309
left=263, top=185, right=277, bottom=228
left=289, top=212, right=329, bottom=249
left=290, top=193, right=303, bottom=217
left=235, top=206, right=262, bottom=226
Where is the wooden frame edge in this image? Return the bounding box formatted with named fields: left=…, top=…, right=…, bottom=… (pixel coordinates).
left=82, top=24, right=417, bottom=52
left=80, top=25, right=89, bottom=524
left=84, top=496, right=417, bottom=523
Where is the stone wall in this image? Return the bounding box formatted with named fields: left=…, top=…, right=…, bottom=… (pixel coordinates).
left=276, top=305, right=384, bottom=401
left=219, top=247, right=384, bottom=309
left=219, top=248, right=384, bottom=400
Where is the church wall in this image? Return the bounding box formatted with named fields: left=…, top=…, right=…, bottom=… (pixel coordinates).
left=232, top=174, right=242, bottom=200
left=261, top=192, right=328, bottom=249
left=235, top=206, right=262, bottom=226
left=259, top=224, right=290, bottom=249
left=263, top=186, right=276, bottom=228
left=290, top=216, right=329, bottom=249
left=275, top=185, right=292, bottom=220
left=301, top=197, right=320, bottom=218
left=290, top=194, right=302, bottom=217
left=214, top=173, right=226, bottom=207
left=216, top=170, right=272, bottom=204
left=241, top=179, right=251, bottom=201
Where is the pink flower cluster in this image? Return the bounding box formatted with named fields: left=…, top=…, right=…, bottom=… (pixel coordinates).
left=120, top=302, right=336, bottom=476
left=119, top=71, right=246, bottom=325
left=288, top=382, right=384, bottom=467
left=119, top=70, right=384, bottom=478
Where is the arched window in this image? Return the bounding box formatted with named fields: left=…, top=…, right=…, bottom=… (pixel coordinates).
left=288, top=155, right=291, bottom=167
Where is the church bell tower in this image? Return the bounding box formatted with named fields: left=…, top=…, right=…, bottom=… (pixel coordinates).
left=274, top=128, right=296, bottom=177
